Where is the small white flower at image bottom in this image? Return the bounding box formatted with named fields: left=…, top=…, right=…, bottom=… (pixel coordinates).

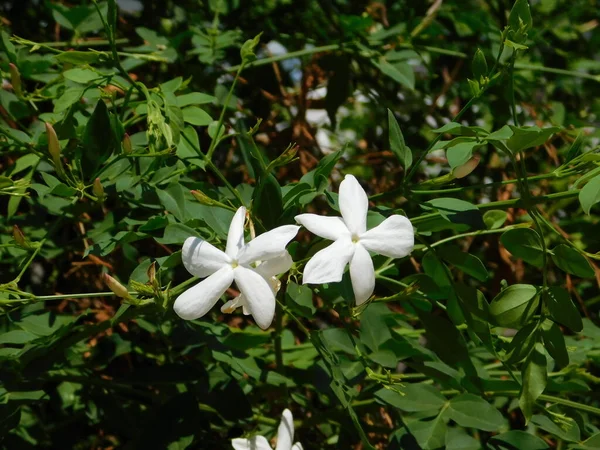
left=174, top=206, right=299, bottom=330
left=232, top=409, right=303, bottom=450
left=295, top=174, right=415, bottom=305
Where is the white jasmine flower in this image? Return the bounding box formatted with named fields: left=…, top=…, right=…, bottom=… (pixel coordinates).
left=232, top=409, right=303, bottom=450
left=174, top=207, right=299, bottom=329
left=295, top=175, right=414, bottom=305
left=221, top=252, right=293, bottom=316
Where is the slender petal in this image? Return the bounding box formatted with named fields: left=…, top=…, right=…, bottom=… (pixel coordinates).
left=291, top=444, right=303, bottom=450
left=349, top=243, right=375, bottom=305
left=231, top=436, right=272, bottom=450
left=360, top=215, right=414, bottom=258
left=234, top=266, right=276, bottom=330
left=182, top=237, right=230, bottom=278
left=174, top=266, right=234, bottom=320
left=238, top=225, right=300, bottom=265
left=275, top=409, right=294, bottom=450
left=302, top=238, right=355, bottom=284
left=339, top=175, right=369, bottom=236
left=294, top=214, right=349, bottom=241
left=226, top=206, right=247, bottom=258
left=221, top=295, right=250, bottom=315
left=254, top=252, right=293, bottom=279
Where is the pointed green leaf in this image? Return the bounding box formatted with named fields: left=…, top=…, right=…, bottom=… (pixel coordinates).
left=387, top=109, right=412, bottom=170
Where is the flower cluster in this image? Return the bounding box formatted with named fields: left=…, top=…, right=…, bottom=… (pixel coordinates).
left=174, top=174, right=415, bottom=328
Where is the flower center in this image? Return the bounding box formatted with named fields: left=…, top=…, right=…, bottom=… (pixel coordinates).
left=351, top=234, right=360, bottom=244
left=231, top=260, right=239, bottom=268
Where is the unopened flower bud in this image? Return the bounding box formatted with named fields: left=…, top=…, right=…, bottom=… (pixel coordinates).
left=13, top=225, right=29, bottom=249
left=273, top=144, right=298, bottom=167
left=452, top=155, right=480, bottom=179
left=147, top=261, right=156, bottom=285
left=92, top=178, right=104, bottom=200
left=122, top=133, right=132, bottom=153
left=104, top=274, right=131, bottom=299
left=191, top=190, right=217, bottom=206
left=45, top=122, right=63, bottom=171
left=9, top=63, right=23, bottom=97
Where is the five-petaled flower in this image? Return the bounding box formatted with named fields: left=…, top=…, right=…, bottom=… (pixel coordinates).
left=174, top=206, right=299, bottom=330
left=295, top=174, right=415, bottom=305
left=232, top=409, right=303, bottom=450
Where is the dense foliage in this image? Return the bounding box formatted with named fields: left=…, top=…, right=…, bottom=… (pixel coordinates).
left=1, top=0, right=600, bottom=448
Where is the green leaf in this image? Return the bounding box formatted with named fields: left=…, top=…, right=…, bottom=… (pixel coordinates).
left=540, top=319, right=569, bottom=367
left=406, top=415, right=447, bottom=450
left=432, top=122, right=489, bottom=137
left=506, top=126, right=559, bottom=153
left=471, top=48, right=488, bottom=82
left=579, top=174, right=600, bottom=214
left=485, top=125, right=514, bottom=141
left=373, top=58, right=415, bottom=90
left=501, top=228, right=544, bottom=268
left=387, top=109, right=412, bottom=170
left=446, top=141, right=479, bottom=169
left=417, top=310, right=473, bottom=369
left=375, top=384, right=446, bottom=413
left=285, top=282, right=316, bottom=318
left=490, top=284, right=539, bottom=328
left=566, top=132, right=584, bottom=162
left=544, top=286, right=582, bottom=332
left=176, top=92, right=216, bottom=107
left=360, top=303, right=392, bottom=351
left=519, top=343, right=547, bottom=422
left=0, top=30, right=17, bottom=63
left=55, top=51, right=103, bottom=65
left=447, top=393, right=504, bottom=431
left=155, top=223, right=200, bottom=245
left=176, top=126, right=206, bottom=170
left=483, top=210, right=507, bottom=229
left=0, top=330, right=38, bottom=344
left=157, top=184, right=188, bottom=222
left=438, top=246, right=489, bottom=282
left=445, top=427, right=480, bottom=450
left=63, top=68, right=103, bottom=84
left=505, top=321, right=538, bottom=363
left=530, top=414, right=580, bottom=442
left=81, top=100, right=116, bottom=176
left=182, top=106, right=213, bottom=126
left=550, top=244, right=594, bottom=278
left=240, top=33, right=262, bottom=62
left=252, top=174, right=283, bottom=230
left=508, top=0, right=533, bottom=33
left=489, top=431, right=549, bottom=449
left=422, top=198, right=484, bottom=229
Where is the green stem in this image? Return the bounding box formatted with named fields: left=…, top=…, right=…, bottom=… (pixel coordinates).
left=206, top=64, right=245, bottom=161
left=33, top=38, right=129, bottom=48
left=429, top=224, right=531, bottom=248
left=227, top=44, right=340, bottom=72
left=410, top=190, right=580, bottom=225
left=407, top=170, right=575, bottom=196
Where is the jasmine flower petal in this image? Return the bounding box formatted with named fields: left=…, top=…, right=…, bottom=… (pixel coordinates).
left=350, top=244, right=375, bottom=305
left=294, top=214, right=350, bottom=240
left=302, top=238, right=355, bottom=284
left=226, top=206, right=247, bottom=258
left=182, top=237, right=230, bottom=278
left=339, top=174, right=368, bottom=236
left=234, top=266, right=276, bottom=330
left=174, top=266, right=234, bottom=320
left=238, top=225, right=300, bottom=265
left=360, top=215, right=415, bottom=258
